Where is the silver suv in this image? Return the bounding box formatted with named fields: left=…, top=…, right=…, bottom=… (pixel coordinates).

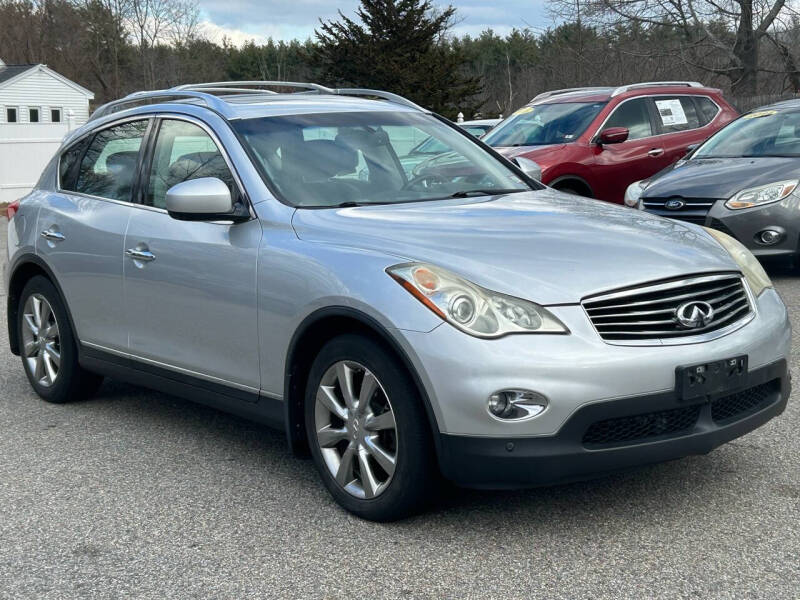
left=4, top=82, right=791, bottom=521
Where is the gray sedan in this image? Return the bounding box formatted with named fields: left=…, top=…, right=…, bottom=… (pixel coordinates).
left=628, top=100, right=800, bottom=260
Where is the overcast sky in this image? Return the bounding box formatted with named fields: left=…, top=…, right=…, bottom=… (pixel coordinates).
left=198, top=1, right=552, bottom=45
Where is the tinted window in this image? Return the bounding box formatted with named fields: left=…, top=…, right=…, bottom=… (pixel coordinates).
left=146, top=119, right=237, bottom=209
left=696, top=97, right=720, bottom=126
left=29, top=108, right=39, bottom=123
left=59, top=142, right=86, bottom=190
left=235, top=111, right=532, bottom=208
left=74, top=120, right=148, bottom=201
left=604, top=98, right=653, bottom=140
left=6, top=107, right=17, bottom=123
left=653, top=96, right=700, bottom=133
left=51, top=108, right=61, bottom=123
left=483, top=102, right=606, bottom=147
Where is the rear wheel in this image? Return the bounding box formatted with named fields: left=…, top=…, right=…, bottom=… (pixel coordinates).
left=18, top=276, right=103, bottom=403
left=305, top=334, right=436, bottom=521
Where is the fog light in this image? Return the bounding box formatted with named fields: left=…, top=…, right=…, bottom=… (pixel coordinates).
left=487, top=390, right=548, bottom=421
left=759, top=229, right=782, bottom=245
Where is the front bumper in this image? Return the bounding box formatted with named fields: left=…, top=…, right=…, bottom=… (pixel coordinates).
left=437, top=359, right=788, bottom=488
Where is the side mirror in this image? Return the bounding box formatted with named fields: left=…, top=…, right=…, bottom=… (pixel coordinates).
left=512, top=156, right=542, bottom=181
left=597, top=127, right=629, bottom=145
left=165, top=177, right=245, bottom=222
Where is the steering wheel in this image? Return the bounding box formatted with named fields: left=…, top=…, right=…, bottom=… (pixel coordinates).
left=403, top=172, right=448, bottom=191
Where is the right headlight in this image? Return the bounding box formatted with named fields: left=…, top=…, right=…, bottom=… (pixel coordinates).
left=704, top=227, right=772, bottom=296
left=624, top=179, right=649, bottom=208
left=387, top=263, right=568, bottom=338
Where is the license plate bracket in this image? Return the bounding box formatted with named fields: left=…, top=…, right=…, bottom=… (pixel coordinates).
left=676, top=355, right=748, bottom=400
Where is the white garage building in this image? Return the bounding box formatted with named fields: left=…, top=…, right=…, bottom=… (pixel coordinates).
left=0, top=59, right=94, bottom=204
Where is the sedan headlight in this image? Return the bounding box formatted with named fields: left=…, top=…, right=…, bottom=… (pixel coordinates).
left=624, top=179, right=649, bottom=208
left=387, top=263, right=568, bottom=338
left=725, top=180, right=798, bottom=210
left=704, top=227, right=772, bottom=296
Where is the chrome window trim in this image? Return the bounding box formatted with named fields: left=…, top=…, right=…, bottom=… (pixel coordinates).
left=581, top=272, right=756, bottom=347
left=590, top=94, right=723, bottom=143
left=56, top=111, right=255, bottom=220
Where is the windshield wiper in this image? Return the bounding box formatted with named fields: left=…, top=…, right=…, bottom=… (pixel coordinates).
left=449, top=188, right=527, bottom=198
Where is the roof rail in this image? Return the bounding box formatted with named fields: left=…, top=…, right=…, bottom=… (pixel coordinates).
left=530, top=87, right=611, bottom=103
left=90, top=89, right=232, bottom=121
left=611, top=81, right=704, bottom=97
left=89, top=81, right=427, bottom=121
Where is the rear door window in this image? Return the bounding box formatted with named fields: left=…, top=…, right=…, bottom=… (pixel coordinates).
left=652, top=96, right=701, bottom=133
left=604, top=98, right=653, bottom=140
left=71, top=120, right=148, bottom=202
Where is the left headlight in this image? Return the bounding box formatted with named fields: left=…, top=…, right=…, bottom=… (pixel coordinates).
left=725, top=180, right=798, bottom=210
left=387, top=263, right=569, bottom=338
left=704, top=227, right=772, bottom=296
left=624, top=179, right=649, bottom=208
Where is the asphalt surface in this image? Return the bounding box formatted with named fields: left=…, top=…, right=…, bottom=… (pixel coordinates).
left=0, top=221, right=798, bottom=600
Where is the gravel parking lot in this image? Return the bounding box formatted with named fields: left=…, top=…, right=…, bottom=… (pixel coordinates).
left=0, top=221, right=798, bottom=599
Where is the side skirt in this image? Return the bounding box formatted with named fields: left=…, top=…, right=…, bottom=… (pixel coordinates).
left=78, top=344, right=284, bottom=430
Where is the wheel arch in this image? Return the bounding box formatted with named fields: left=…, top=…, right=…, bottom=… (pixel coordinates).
left=6, top=254, right=75, bottom=357
left=283, top=307, right=443, bottom=460
left=550, top=174, right=595, bottom=197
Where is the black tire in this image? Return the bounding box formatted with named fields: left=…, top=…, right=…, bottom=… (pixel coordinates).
left=304, top=333, right=437, bottom=521
left=17, top=276, right=103, bottom=404
left=554, top=184, right=586, bottom=197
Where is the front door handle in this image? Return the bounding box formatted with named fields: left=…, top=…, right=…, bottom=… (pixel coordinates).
left=648, top=148, right=665, bottom=157
left=125, top=248, right=156, bottom=262
left=40, top=229, right=65, bottom=242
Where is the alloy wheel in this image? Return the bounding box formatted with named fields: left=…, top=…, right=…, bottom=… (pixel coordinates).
left=21, top=294, right=61, bottom=388
left=314, top=361, right=398, bottom=499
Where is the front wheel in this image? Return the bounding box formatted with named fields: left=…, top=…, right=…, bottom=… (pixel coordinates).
left=304, top=334, right=437, bottom=521
left=18, top=276, right=103, bottom=403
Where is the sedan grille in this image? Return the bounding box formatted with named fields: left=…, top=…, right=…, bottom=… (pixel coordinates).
left=583, top=273, right=752, bottom=342
left=642, top=197, right=721, bottom=225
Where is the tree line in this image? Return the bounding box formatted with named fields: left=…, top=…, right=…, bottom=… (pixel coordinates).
left=1, top=0, right=798, bottom=119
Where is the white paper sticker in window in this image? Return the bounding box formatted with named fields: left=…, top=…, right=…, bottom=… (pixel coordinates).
left=655, top=99, right=688, bottom=126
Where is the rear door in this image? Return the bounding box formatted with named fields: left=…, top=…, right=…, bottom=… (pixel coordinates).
left=590, top=97, right=661, bottom=202
left=651, top=95, right=707, bottom=165
left=38, top=118, right=150, bottom=352
left=122, top=116, right=262, bottom=393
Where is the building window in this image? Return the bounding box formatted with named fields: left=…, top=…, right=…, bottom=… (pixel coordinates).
left=51, top=108, right=62, bottom=123
left=6, top=107, right=17, bottom=123
left=29, top=107, right=40, bottom=123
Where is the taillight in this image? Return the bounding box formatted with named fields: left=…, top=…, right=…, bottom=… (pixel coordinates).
left=6, top=199, right=20, bottom=220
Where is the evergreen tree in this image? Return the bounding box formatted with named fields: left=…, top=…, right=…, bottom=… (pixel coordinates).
left=314, top=0, right=481, bottom=118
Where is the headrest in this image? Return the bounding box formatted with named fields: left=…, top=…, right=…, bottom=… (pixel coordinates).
left=106, top=151, right=138, bottom=173
left=300, top=139, right=358, bottom=180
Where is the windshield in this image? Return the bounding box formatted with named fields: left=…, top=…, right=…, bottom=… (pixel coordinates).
left=234, top=111, right=533, bottom=208
left=483, top=102, right=606, bottom=147
left=694, top=109, right=800, bottom=158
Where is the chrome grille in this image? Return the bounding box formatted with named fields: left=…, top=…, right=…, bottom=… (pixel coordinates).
left=583, top=273, right=752, bottom=342
left=642, top=198, right=721, bottom=225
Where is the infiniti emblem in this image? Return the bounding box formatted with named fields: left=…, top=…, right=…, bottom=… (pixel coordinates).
left=675, top=301, right=715, bottom=329
left=664, top=198, right=685, bottom=210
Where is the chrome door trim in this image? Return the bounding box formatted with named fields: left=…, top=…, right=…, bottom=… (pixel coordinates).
left=81, top=340, right=279, bottom=398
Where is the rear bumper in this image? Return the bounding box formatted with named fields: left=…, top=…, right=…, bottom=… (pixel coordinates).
left=438, top=359, right=789, bottom=488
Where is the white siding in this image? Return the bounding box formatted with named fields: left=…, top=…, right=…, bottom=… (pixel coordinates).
left=0, top=67, right=93, bottom=203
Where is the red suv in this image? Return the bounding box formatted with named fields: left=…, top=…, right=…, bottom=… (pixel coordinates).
left=483, top=82, right=738, bottom=203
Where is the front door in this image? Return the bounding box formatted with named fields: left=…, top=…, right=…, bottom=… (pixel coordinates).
left=123, top=117, right=262, bottom=392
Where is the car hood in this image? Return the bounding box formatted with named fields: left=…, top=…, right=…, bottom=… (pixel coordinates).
left=494, top=144, right=566, bottom=162
left=645, top=156, right=800, bottom=199
left=291, top=189, right=737, bottom=304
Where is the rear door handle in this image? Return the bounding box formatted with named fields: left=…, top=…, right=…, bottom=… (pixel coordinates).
left=40, top=229, right=65, bottom=242
left=125, top=248, right=156, bottom=262
left=648, top=148, right=665, bottom=157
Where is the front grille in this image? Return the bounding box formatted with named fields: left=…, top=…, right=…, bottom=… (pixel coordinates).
left=583, top=273, right=752, bottom=342
left=711, top=379, right=779, bottom=423
left=643, top=197, right=720, bottom=225
left=583, top=405, right=701, bottom=447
